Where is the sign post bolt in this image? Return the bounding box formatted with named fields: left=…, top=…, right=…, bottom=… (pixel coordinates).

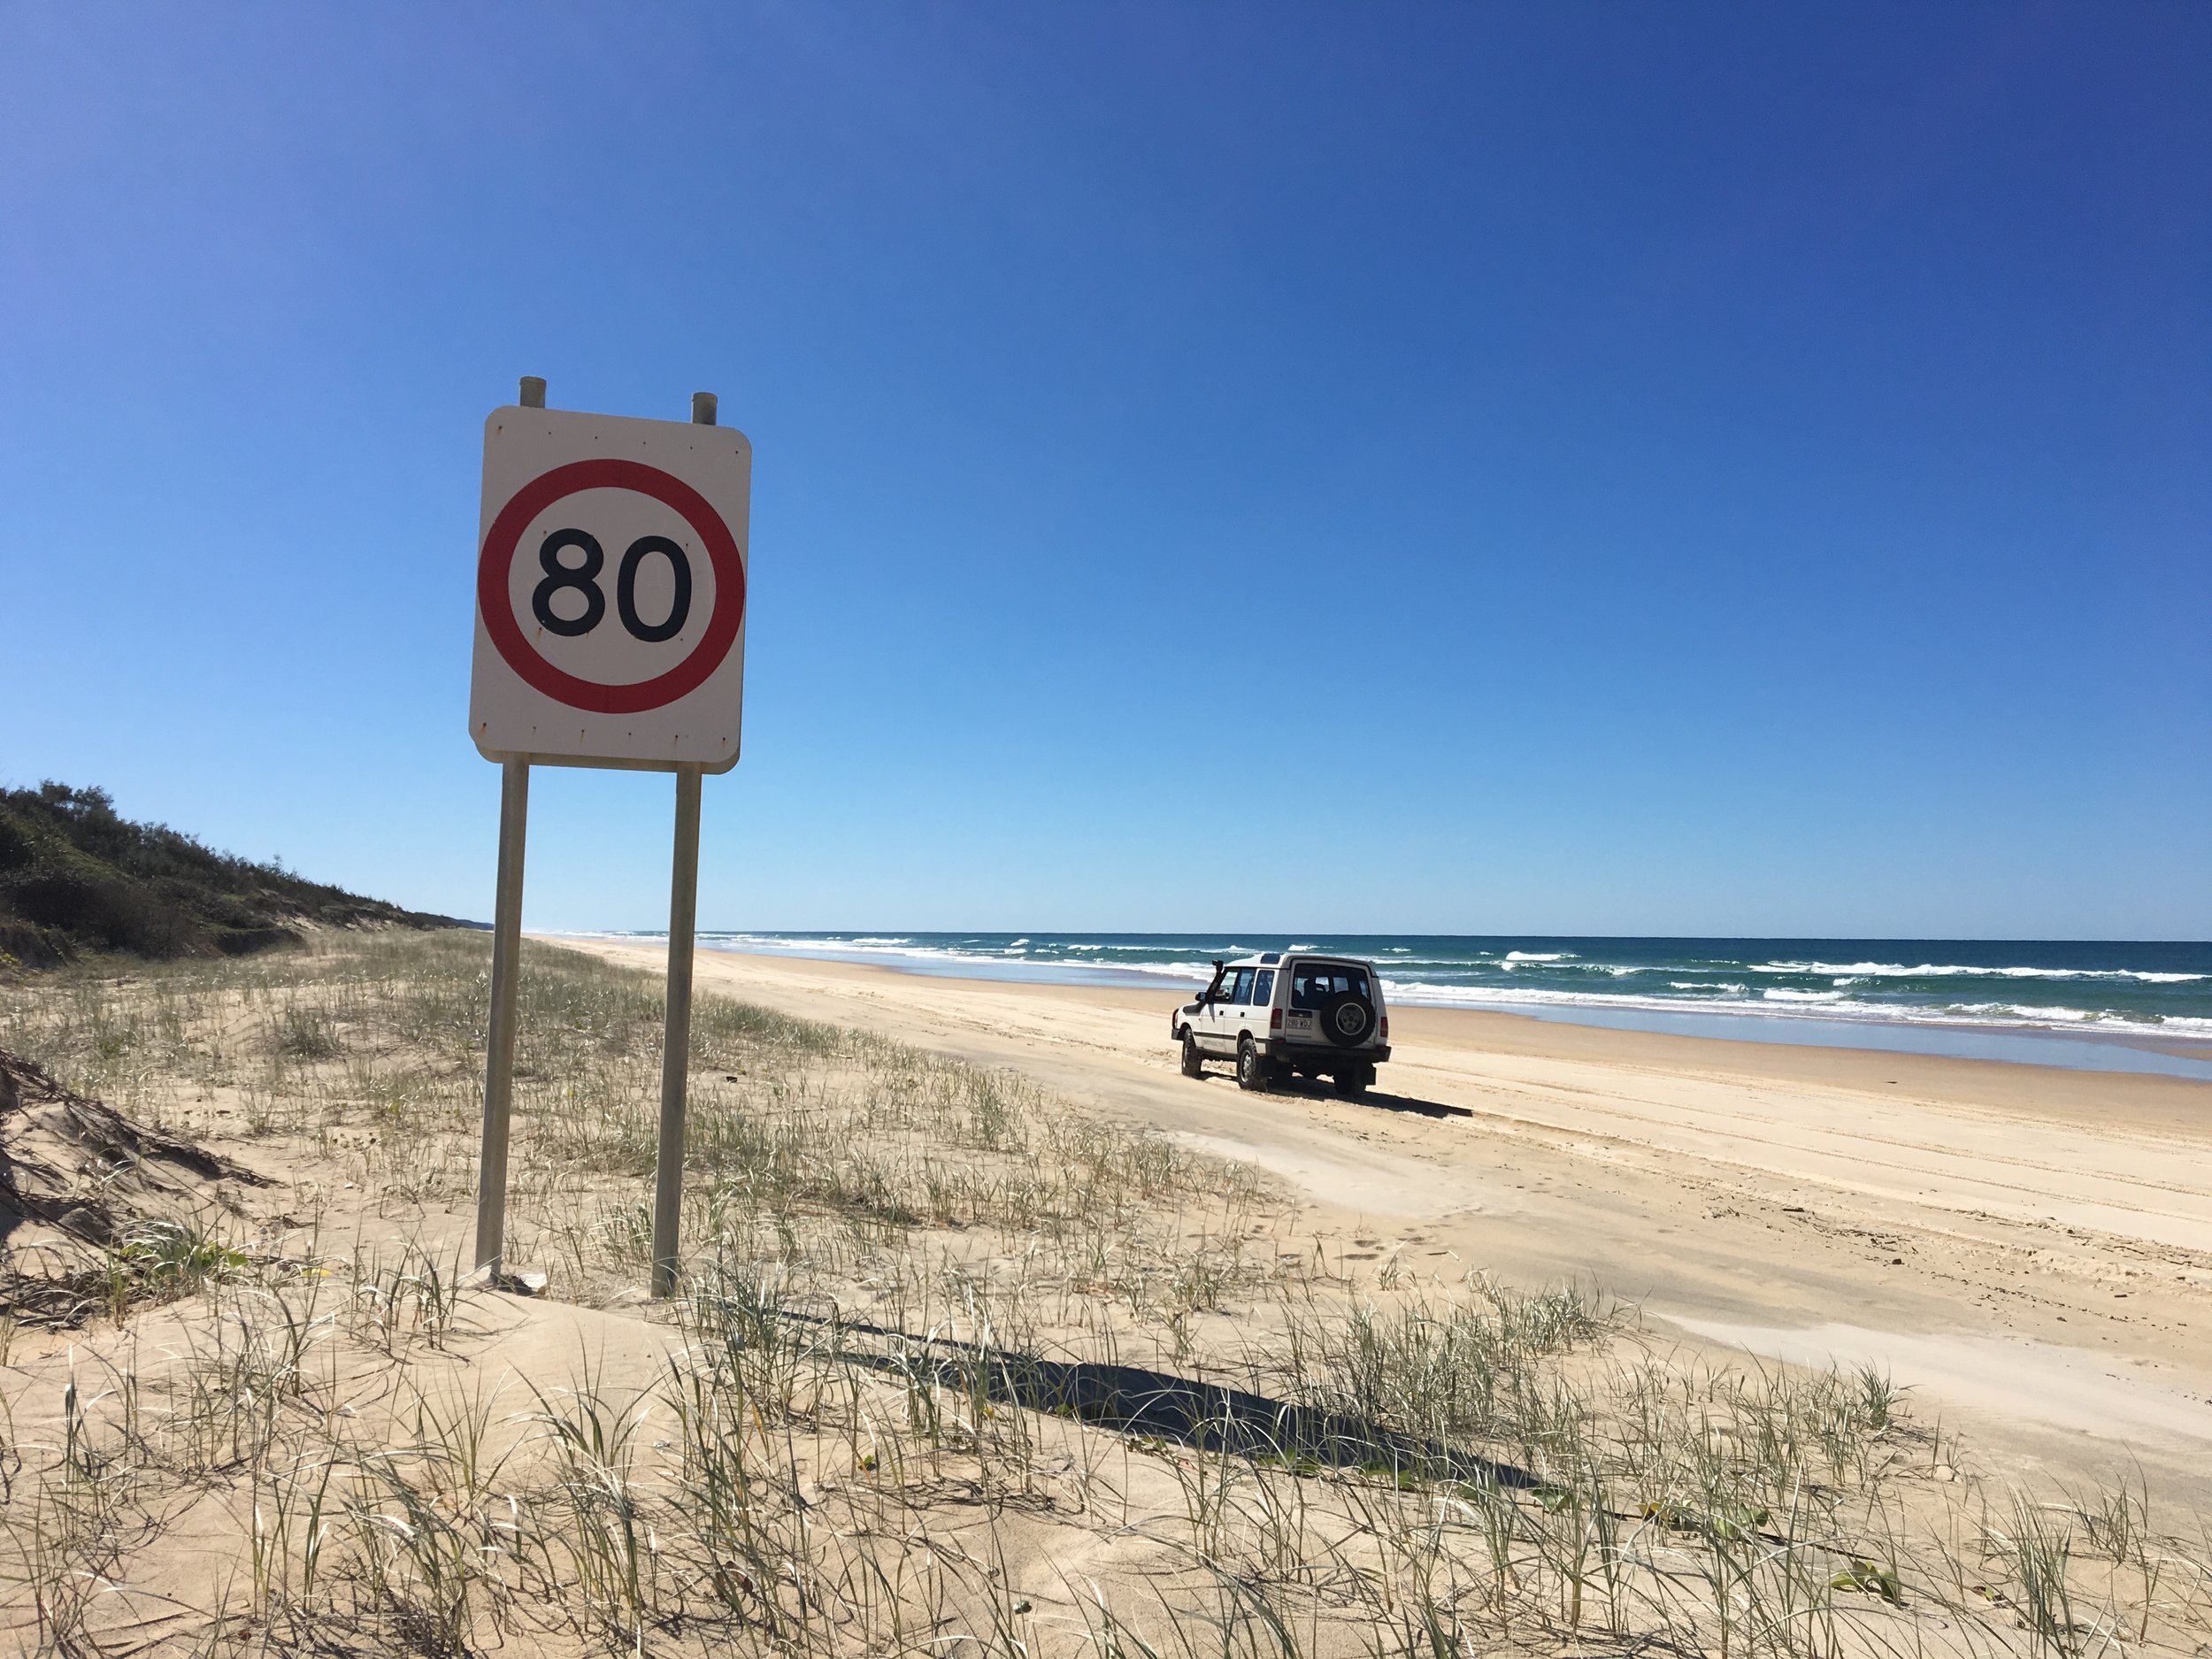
left=691, top=391, right=717, bottom=426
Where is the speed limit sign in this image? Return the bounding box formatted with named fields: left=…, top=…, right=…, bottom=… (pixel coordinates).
left=469, top=382, right=747, bottom=1305
left=470, top=403, right=750, bottom=771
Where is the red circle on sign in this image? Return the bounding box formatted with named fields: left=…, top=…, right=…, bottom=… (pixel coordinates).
left=477, top=458, right=746, bottom=714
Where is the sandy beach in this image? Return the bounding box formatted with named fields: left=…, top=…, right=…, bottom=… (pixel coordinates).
left=570, top=936, right=2212, bottom=1503
left=12, top=927, right=2212, bottom=1651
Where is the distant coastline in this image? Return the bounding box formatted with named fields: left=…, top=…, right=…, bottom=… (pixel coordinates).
left=570, top=931, right=2212, bottom=1082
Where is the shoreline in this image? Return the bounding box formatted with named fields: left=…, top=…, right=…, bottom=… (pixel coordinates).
left=569, top=931, right=2212, bottom=1081
left=648, top=938, right=2212, bottom=1126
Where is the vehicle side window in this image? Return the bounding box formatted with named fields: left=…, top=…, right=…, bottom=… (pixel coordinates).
left=1231, top=968, right=1256, bottom=1005
left=1253, top=969, right=1276, bottom=1006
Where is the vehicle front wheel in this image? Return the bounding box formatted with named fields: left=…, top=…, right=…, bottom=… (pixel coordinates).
left=1179, top=1031, right=1204, bottom=1078
left=1236, top=1036, right=1271, bottom=1093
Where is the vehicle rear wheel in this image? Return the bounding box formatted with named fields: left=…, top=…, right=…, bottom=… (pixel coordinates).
left=1179, top=1031, right=1204, bottom=1078
left=1237, top=1036, right=1271, bottom=1092
left=1319, top=991, right=1377, bottom=1048
left=1333, top=1065, right=1371, bottom=1098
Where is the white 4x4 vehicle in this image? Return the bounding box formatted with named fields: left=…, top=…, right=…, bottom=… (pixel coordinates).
left=1171, top=952, right=1391, bottom=1096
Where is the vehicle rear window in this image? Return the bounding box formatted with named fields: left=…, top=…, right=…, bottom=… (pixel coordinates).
left=1290, top=962, right=1371, bottom=1008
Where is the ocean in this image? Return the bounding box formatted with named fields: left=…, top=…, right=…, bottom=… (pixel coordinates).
left=580, top=931, right=2212, bottom=1080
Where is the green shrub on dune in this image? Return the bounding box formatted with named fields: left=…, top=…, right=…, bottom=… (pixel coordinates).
left=0, top=780, right=461, bottom=968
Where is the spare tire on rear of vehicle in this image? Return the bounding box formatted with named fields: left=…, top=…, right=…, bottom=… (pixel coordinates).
left=1319, top=991, right=1374, bottom=1048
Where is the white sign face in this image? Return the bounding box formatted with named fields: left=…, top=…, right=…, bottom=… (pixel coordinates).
left=470, top=406, right=750, bottom=771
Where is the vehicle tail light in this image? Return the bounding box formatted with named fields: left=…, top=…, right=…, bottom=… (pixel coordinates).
left=1271, top=1008, right=1283, bottom=1030
left=1380, top=1016, right=1389, bottom=1040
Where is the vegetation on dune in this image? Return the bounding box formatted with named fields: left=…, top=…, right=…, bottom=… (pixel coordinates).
left=0, top=933, right=2208, bottom=1655
left=0, top=1043, right=266, bottom=1326
left=0, top=781, right=465, bottom=969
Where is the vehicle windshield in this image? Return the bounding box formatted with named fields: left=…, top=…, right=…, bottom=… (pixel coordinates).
left=1290, top=962, right=1372, bottom=1008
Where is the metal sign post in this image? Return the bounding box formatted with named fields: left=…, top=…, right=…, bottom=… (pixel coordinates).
left=468, top=377, right=749, bottom=1296
left=650, top=387, right=718, bottom=1298
left=471, top=755, right=530, bottom=1277
left=651, top=763, right=703, bottom=1296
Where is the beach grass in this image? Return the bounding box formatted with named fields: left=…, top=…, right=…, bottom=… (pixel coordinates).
left=3, top=930, right=2208, bottom=1655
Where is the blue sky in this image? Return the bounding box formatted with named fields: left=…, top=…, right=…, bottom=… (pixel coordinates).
left=4, top=3, right=2206, bottom=938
